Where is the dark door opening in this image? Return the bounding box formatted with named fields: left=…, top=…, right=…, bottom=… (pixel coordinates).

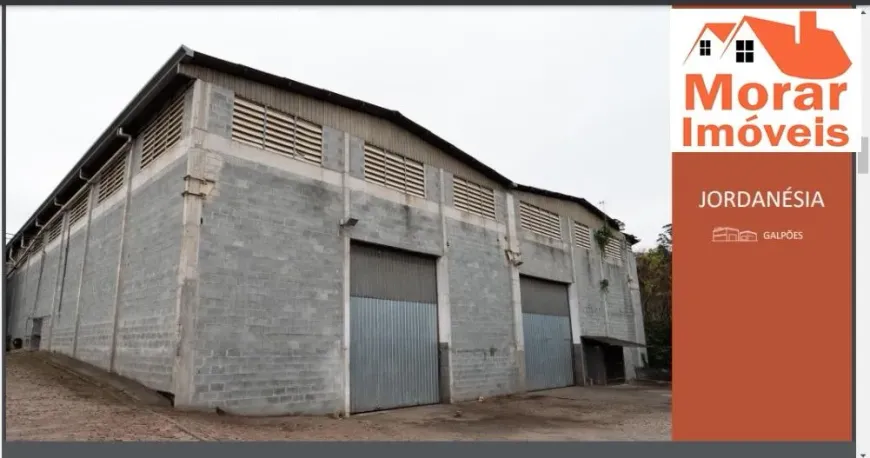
left=603, top=344, right=626, bottom=384
left=582, top=337, right=627, bottom=386
left=30, top=318, right=43, bottom=350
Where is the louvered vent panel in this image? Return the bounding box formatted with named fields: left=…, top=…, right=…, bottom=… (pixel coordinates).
left=30, top=236, right=43, bottom=253
left=231, top=97, right=323, bottom=165
left=604, top=238, right=623, bottom=265
left=573, top=222, right=592, bottom=249
left=97, top=155, right=127, bottom=204
left=140, top=93, right=184, bottom=170
left=69, top=193, right=89, bottom=226
left=363, top=143, right=426, bottom=198
left=519, top=202, right=562, bottom=240
left=453, top=176, right=496, bottom=220
left=46, top=220, right=63, bottom=243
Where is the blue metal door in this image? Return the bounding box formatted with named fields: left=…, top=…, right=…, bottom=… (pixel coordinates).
left=349, top=243, right=439, bottom=413
left=520, top=276, right=574, bottom=391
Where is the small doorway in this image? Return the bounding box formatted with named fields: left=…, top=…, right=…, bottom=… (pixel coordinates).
left=582, top=336, right=641, bottom=385
left=30, top=317, right=44, bottom=350
left=603, top=344, right=626, bottom=384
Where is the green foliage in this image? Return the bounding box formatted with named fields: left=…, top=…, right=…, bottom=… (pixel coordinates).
left=593, top=225, right=613, bottom=251
left=635, top=223, right=672, bottom=370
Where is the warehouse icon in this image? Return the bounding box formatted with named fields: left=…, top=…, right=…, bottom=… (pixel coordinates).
left=712, top=227, right=758, bottom=243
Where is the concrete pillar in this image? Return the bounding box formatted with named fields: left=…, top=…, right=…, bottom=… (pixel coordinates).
left=108, top=143, right=137, bottom=373
left=627, top=250, right=648, bottom=368
left=597, top=232, right=611, bottom=337
left=567, top=220, right=588, bottom=386
left=504, top=192, right=525, bottom=393
left=436, top=169, right=453, bottom=404
left=172, top=80, right=210, bottom=407
left=72, top=185, right=97, bottom=358
left=47, top=212, right=71, bottom=352
left=341, top=131, right=352, bottom=416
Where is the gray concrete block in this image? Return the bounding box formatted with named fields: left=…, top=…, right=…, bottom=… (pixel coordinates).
left=348, top=190, right=442, bottom=256
left=75, top=202, right=125, bottom=370
left=194, top=154, right=345, bottom=415
left=207, top=86, right=234, bottom=139
left=348, top=136, right=365, bottom=180
left=443, top=172, right=455, bottom=208
left=322, top=126, right=345, bottom=173
left=425, top=165, right=440, bottom=203
left=114, top=157, right=187, bottom=392
left=446, top=219, right=518, bottom=400
left=518, top=240, right=573, bottom=284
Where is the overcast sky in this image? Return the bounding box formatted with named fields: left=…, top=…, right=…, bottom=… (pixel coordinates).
left=6, top=7, right=672, bottom=249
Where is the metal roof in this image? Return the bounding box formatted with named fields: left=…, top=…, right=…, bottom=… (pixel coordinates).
left=5, top=45, right=639, bottom=260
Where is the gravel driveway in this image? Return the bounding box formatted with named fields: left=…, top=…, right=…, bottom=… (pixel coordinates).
left=5, top=351, right=671, bottom=441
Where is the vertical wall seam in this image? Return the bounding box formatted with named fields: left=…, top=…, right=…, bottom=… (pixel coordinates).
left=71, top=186, right=96, bottom=357
left=108, top=145, right=136, bottom=372
left=47, top=212, right=71, bottom=352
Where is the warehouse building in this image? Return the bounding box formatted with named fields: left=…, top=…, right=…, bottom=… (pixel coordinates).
left=4, top=46, right=647, bottom=416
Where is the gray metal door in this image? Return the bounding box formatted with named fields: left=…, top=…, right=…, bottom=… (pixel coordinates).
left=349, top=243, right=439, bottom=413
left=520, top=276, right=574, bottom=391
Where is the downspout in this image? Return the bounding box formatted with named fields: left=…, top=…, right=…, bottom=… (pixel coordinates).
left=108, top=128, right=135, bottom=373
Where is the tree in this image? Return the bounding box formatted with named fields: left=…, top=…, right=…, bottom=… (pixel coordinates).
left=635, top=223, right=672, bottom=370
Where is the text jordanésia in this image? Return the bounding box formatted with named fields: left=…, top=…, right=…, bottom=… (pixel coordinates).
left=699, top=188, right=825, bottom=208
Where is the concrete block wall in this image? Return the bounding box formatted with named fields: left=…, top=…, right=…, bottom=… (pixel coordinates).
left=113, top=157, right=186, bottom=392
left=51, top=228, right=88, bottom=354
left=190, top=151, right=346, bottom=415
left=187, top=78, right=648, bottom=411
left=75, top=203, right=125, bottom=369
left=6, top=257, right=39, bottom=340
left=446, top=218, right=517, bottom=401
left=31, top=239, right=63, bottom=341
left=573, top=246, right=608, bottom=336
left=6, top=88, right=194, bottom=395
left=187, top=81, right=523, bottom=413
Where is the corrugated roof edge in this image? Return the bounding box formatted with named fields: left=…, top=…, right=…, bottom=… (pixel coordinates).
left=5, top=45, right=195, bottom=262
left=6, top=45, right=640, bottom=262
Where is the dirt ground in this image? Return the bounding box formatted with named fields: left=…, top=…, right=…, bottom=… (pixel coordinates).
left=4, top=351, right=671, bottom=441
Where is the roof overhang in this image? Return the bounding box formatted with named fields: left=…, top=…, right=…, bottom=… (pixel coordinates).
left=582, top=336, right=647, bottom=348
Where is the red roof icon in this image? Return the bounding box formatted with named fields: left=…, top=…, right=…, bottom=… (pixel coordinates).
left=685, top=11, right=852, bottom=80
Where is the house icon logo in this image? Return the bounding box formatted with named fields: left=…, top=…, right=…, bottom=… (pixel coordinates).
left=682, top=11, right=852, bottom=80
left=669, top=8, right=862, bottom=153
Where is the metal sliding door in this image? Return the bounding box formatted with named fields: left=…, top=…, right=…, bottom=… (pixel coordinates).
left=349, top=243, right=439, bottom=413
left=520, top=275, right=574, bottom=391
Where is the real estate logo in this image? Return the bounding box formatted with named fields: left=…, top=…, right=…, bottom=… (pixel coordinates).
left=670, top=9, right=863, bottom=153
